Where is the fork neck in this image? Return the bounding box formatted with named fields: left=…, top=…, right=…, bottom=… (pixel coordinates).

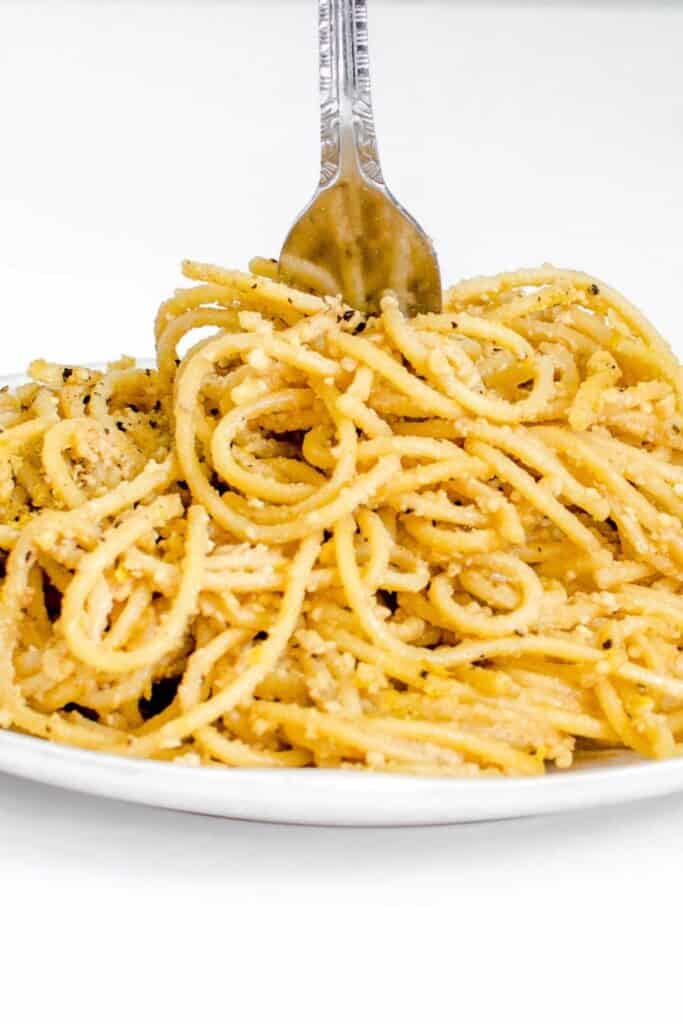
left=318, top=0, right=384, bottom=187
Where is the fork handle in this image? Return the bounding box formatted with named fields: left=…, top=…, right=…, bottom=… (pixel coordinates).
left=318, top=0, right=384, bottom=187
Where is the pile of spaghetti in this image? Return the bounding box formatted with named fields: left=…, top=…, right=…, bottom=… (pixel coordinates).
left=1, top=258, right=683, bottom=776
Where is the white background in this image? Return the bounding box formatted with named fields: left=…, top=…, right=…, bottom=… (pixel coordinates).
left=0, top=1, right=682, bottom=1020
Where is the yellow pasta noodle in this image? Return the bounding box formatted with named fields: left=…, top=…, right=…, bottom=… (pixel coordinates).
left=0, top=260, right=682, bottom=775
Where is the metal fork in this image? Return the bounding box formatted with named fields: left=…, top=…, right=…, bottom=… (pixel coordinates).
left=279, top=0, right=441, bottom=316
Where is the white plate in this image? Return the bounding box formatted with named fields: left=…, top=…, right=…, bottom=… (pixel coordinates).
left=2, top=369, right=683, bottom=825
left=2, top=729, right=683, bottom=825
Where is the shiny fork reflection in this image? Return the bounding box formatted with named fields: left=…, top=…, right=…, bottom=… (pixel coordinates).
left=279, top=0, right=441, bottom=316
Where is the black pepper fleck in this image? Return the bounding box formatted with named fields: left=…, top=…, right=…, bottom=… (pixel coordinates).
left=62, top=702, right=99, bottom=722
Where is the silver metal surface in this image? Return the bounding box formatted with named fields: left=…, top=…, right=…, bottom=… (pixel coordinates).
left=279, top=0, right=441, bottom=316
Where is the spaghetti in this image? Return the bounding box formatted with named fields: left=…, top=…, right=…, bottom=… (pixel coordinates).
left=1, top=258, right=682, bottom=776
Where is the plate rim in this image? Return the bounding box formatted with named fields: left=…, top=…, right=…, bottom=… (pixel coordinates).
left=1, top=727, right=682, bottom=825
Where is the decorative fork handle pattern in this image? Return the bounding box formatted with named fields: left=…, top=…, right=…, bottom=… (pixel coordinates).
left=318, top=0, right=384, bottom=187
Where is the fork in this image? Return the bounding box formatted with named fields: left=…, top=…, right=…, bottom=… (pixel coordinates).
left=279, top=0, right=441, bottom=316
